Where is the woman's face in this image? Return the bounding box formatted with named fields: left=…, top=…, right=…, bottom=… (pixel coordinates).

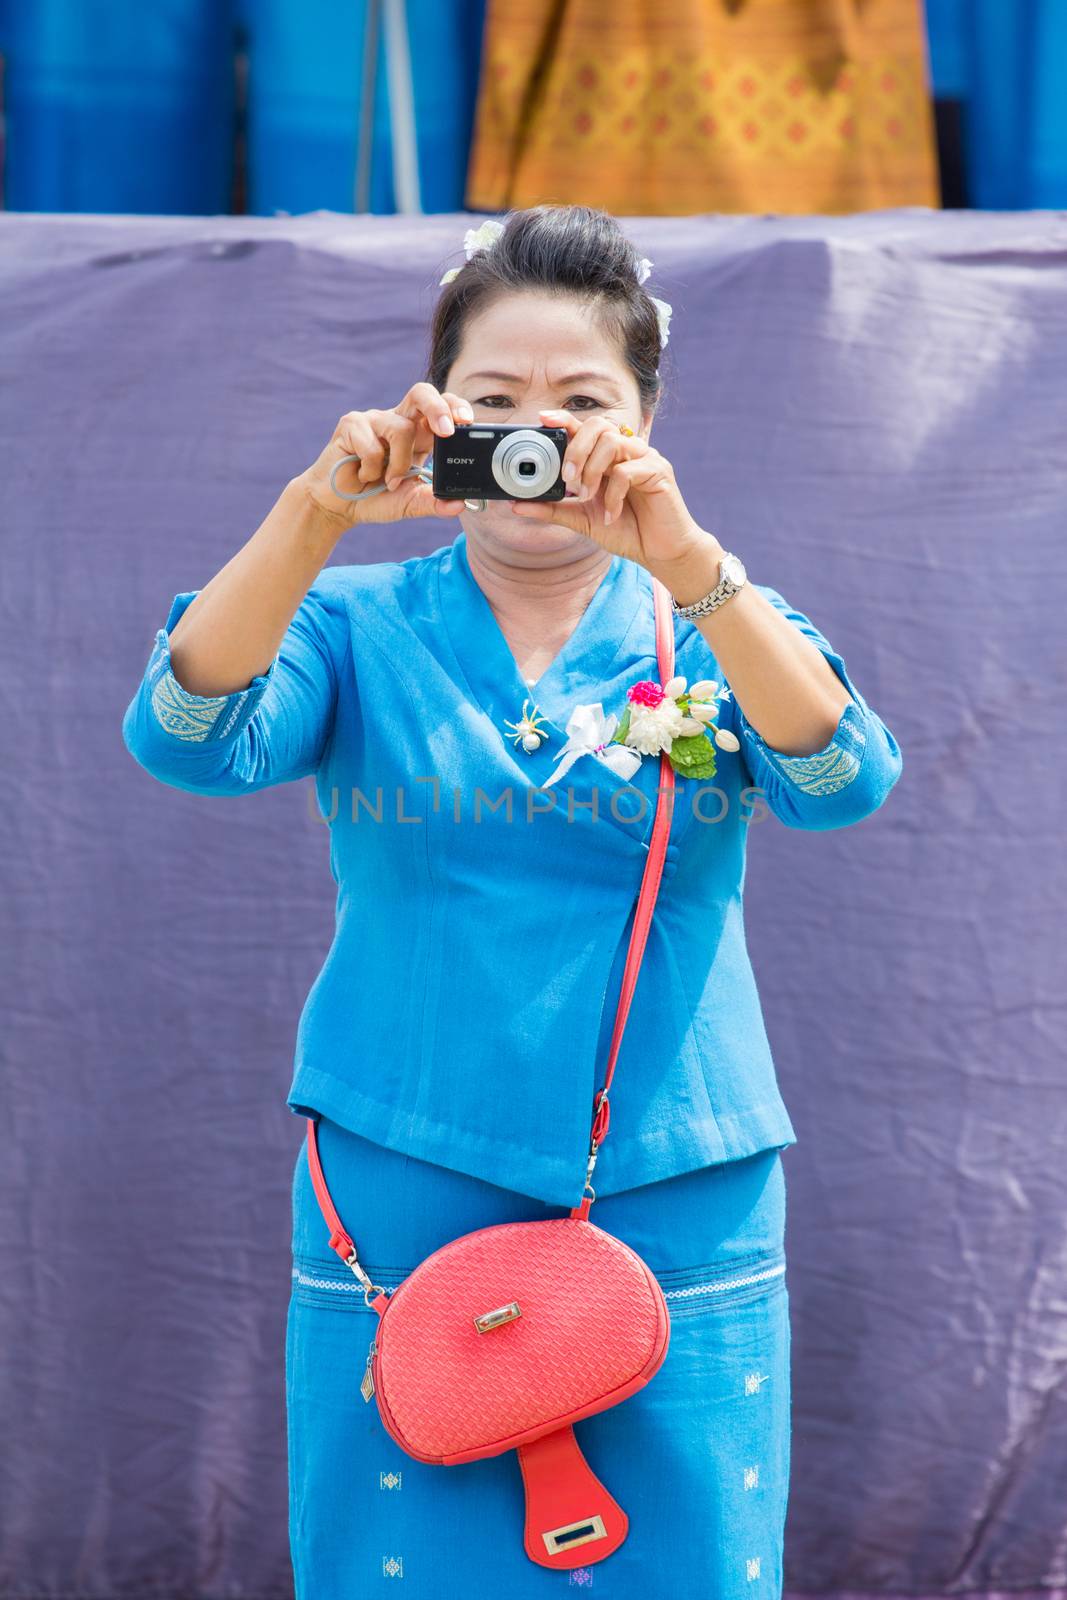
left=444, top=289, right=653, bottom=562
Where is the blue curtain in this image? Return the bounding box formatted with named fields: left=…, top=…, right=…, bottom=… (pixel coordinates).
left=1, top=0, right=484, bottom=216
left=925, top=0, right=1067, bottom=207
left=238, top=0, right=485, bottom=215
left=3, top=0, right=237, bottom=214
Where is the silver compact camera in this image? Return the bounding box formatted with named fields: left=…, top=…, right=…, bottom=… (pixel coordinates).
left=432, top=423, right=568, bottom=507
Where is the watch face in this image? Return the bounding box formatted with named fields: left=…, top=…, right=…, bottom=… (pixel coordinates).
left=721, top=554, right=746, bottom=587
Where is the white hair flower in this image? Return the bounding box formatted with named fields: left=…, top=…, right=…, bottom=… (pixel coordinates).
left=634, top=256, right=672, bottom=346
left=650, top=295, right=673, bottom=348
left=439, top=218, right=507, bottom=284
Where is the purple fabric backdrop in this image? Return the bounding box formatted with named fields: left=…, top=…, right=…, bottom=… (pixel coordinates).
left=2, top=206, right=1066, bottom=1599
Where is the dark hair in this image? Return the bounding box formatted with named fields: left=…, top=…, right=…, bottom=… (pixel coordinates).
left=426, top=205, right=666, bottom=418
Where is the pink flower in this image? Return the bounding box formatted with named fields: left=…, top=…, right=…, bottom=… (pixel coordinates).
left=627, top=679, right=666, bottom=708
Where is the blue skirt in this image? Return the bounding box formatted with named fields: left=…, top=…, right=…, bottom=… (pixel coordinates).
left=287, top=1119, right=792, bottom=1598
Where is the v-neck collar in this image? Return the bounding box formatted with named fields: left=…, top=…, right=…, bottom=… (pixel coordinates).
left=439, top=529, right=643, bottom=740
left=434, top=529, right=674, bottom=858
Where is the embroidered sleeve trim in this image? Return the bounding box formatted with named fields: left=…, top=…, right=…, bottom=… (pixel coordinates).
left=147, top=626, right=276, bottom=742
left=150, top=668, right=232, bottom=742
left=741, top=699, right=868, bottom=795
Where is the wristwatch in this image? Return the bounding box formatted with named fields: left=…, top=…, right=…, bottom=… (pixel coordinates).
left=671, top=551, right=748, bottom=619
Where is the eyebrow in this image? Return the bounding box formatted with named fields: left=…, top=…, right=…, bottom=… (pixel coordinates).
left=461, top=370, right=621, bottom=388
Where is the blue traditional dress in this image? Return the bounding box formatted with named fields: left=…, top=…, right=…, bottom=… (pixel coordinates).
left=122, top=528, right=902, bottom=1597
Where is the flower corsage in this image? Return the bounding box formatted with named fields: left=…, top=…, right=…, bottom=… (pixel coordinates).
left=545, top=676, right=738, bottom=787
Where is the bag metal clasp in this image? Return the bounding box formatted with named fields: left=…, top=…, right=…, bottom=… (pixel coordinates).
left=473, top=1300, right=521, bottom=1333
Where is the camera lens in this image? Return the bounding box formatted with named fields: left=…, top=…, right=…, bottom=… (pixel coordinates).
left=491, top=429, right=560, bottom=498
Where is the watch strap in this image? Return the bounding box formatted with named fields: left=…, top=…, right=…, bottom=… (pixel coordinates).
left=671, top=552, right=745, bottom=619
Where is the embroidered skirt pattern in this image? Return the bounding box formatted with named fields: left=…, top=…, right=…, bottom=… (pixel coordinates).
left=286, top=1119, right=792, bottom=1597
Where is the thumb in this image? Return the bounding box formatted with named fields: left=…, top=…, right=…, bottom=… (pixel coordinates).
left=406, top=483, right=467, bottom=518
left=510, top=498, right=587, bottom=532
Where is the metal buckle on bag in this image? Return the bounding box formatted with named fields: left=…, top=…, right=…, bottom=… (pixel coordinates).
left=343, top=1247, right=389, bottom=1310
left=579, top=1088, right=609, bottom=1203
left=543, top=1514, right=608, bottom=1555
left=473, top=1301, right=521, bottom=1333
left=590, top=1088, right=610, bottom=1144
left=582, top=1134, right=601, bottom=1203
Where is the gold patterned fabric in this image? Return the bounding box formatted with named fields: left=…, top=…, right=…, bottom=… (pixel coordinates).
left=466, top=0, right=940, bottom=215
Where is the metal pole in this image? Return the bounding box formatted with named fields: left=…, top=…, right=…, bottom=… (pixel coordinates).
left=382, top=0, right=423, bottom=214
left=354, top=0, right=381, bottom=213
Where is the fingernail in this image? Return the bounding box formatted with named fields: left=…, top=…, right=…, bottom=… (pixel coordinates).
left=439, top=415, right=454, bottom=434
left=603, top=509, right=614, bottom=524
left=562, top=462, right=575, bottom=481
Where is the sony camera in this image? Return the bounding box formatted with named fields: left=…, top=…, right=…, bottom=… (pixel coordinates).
left=432, top=423, right=569, bottom=505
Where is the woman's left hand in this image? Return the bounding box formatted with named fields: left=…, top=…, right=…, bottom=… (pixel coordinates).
left=509, top=407, right=711, bottom=571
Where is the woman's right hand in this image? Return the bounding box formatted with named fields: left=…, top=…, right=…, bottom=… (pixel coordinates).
left=296, top=384, right=475, bottom=528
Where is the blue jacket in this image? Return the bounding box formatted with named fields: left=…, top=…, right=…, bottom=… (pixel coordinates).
left=121, top=530, right=902, bottom=1208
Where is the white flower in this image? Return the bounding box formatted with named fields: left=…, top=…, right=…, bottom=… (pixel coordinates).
left=713, top=727, right=740, bottom=752
left=677, top=716, right=706, bottom=736
left=663, top=674, right=687, bottom=698
left=625, top=697, right=686, bottom=755
left=688, top=701, right=717, bottom=725
left=633, top=257, right=672, bottom=345
left=463, top=218, right=506, bottom=258
left=650, top=295, right=673, bottom=348
left=439, top=218, right=507, bottom=285
left=688, top=678, right=730, bottom=723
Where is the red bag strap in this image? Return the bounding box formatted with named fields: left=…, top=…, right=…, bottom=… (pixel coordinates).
left=307, top=573, right=677, bottom=1279
left=582, top=573, right=676, bottom=1172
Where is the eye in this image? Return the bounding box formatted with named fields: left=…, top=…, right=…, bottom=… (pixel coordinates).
left=474, top=395, right=606, bottom=410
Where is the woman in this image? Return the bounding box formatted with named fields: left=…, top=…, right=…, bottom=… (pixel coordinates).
left=122, top=205, right=902, bottom=1597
